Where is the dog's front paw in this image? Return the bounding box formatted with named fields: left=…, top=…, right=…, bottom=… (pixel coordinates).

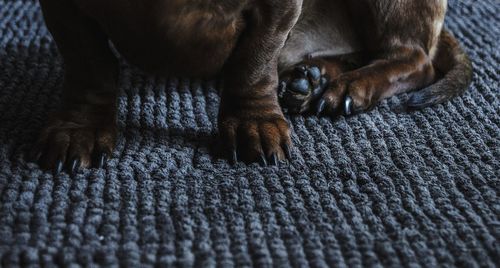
left=218, top=107, right=292, bottom=166
left=30, top=115, right=117, bottom=174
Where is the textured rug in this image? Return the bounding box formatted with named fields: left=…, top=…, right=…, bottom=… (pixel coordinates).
left=0, top=0, right=499, bottom=267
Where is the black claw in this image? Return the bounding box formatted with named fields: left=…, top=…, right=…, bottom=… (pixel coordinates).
left=316, top=99, right=327, bottom=116
left=283, top=144, right=292, bottom=160
left=319, top=77, right=329, bottom=88
left=29, top=149, right=42, bottom=163
left=259, top=154, right=268, bottom=166
left=307, top=66, right=321, bottom=82
left=97, top=152, right=108, bottom=169
left=230, top=150, right=238, bottom=165
left=70, top=158, right=80, bottom=175
left=344, top=96, right=354, bottom=116
left=290, top=78, right=310, bottom=95
left=270, top=153, right=279, bottom=166
left=54, top=160, right=64, bottom=175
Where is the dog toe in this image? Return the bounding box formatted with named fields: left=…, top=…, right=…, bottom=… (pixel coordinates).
left=289, top=78, right=310, bottom=94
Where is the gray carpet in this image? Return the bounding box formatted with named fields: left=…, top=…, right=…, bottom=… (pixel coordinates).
left=0, top=0, right=499, bottom=267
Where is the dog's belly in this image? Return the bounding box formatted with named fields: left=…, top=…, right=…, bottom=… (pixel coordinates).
left=279, top=0, right=361, bottom=70
left=76, top=0, right=243, bottom=78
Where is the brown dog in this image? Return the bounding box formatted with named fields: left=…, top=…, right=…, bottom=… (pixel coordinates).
left=34, top=0, right=472, bottom=172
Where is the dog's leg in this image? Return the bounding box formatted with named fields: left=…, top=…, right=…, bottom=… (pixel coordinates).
left=33, top=0, right=118, bottom=173
left=218, top=0, right=302, bottom=165
left=312, top=1, right=445, bottom=116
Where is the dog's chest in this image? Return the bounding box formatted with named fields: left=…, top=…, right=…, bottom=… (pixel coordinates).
left=77, top=0, right=245, bottom=77
left=162, top=5, right=243, bottom=48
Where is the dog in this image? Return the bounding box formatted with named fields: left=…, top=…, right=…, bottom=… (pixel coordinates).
left=34, top=0, right=472, bottom=173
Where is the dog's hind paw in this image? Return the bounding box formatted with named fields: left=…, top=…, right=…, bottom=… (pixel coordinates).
left=278, top=64, right=329, bottom=114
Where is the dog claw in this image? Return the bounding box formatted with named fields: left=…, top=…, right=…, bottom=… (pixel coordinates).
left=283, top=144, right=292, bottom=160
left=259, top=154, right=268, bottom=166
left=344, top=96, right=353, bottom=116
left=270, top=153, right=279, bottom=166
left=230, top=150, right=238, bottom=165
left=70, top=158, right=80, bottom=175
left=316, top=99, right=326, bottom=116
left=54, top=160, right=64, bottom=175
left=320, top=77, right=328, bottom=87
left=29, top=149, right=42, bottom=163
left=97, top=152, right=108, bottom=169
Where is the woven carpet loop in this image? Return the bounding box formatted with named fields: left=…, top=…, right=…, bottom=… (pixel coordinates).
left=0, top=0, right=499, bottom=267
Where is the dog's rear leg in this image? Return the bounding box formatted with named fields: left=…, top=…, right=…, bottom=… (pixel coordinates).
left=310, top=0, right=447, bottom=117
left=33, top=0, right=118, bottom=173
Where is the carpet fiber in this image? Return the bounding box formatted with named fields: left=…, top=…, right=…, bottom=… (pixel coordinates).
left=0, top=0, right=499, bottom=267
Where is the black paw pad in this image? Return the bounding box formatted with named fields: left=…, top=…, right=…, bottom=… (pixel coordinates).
left=279, top=65, right=329, bottom=114
left=289, top=78, right=310, bottom=95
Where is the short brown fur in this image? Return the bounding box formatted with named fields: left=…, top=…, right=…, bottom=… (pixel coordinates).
left=34, top=0, right=472, bottom=171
